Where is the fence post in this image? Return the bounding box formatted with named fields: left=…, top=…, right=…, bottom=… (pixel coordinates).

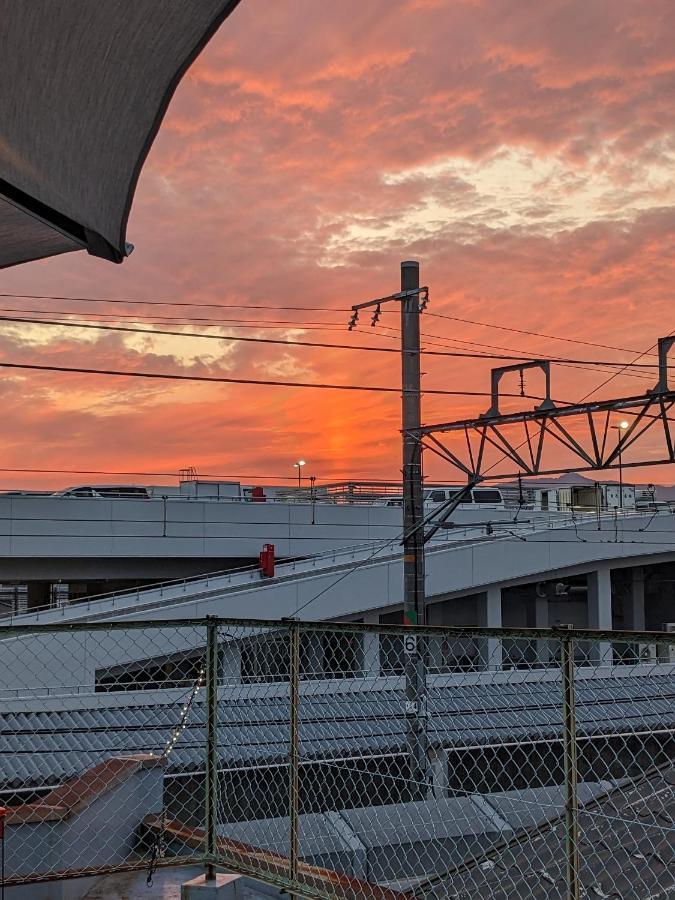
left=204, top=616, right=219, bottom=882
left=288, top=621, right=301, bottom=894
left=561, top=629, right=581, bottom=900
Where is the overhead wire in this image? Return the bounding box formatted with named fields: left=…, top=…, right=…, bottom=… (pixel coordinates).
left=0, top=304, right=350, bottom=328
left=577, top=331, right=674, bottom=402
left=0, top=314, right=561, bottom=362
left=0, top=359, right=560, bottom=399
left=2, top=290, right=671, bottom=489
left=426, top=310, right=657, bottom=359
left=0, top=290, right=663, bottom=361
left=0, top=292, right=350, bottom=313
left=0, top=466, right=350, bottom=482
left=375, top=323, right=658, bottom=381
left=0, top=290, right=663, bottom=364
left=0, top=312, right=670, bottom=371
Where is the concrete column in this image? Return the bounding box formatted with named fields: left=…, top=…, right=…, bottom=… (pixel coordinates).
left=535, top=595, right=551, bottom=666
left=478, top=586, right=502, bottom=670
left=425, top=603, right=445, bottom=673
left=26, top=582, right=50, bottom=611
left=627, top=567, right=646, bottom=631
left=426, top=631, right=445, bottom=674
left=428, top=746, right=449, bottom=799
left=303, top=632, right=324, bottom=679
left=360, top=612, right=380, bottom=677
left=587, top=567, right=613, bottom=666
left=220, top=641, right=241, bottom=686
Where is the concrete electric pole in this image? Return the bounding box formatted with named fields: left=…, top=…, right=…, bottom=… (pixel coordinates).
left=400, top=260, right=429, bottom=795
left=349, top=260, right=429, bottom=794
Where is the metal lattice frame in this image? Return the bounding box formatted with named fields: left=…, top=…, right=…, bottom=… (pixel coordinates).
left=415, top=335, right=675, bottom=484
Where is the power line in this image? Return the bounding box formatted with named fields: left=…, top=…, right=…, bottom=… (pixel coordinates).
left=426, top=311, right=657, bottom=359
left=2, top=308, right=349, bottom=329
left=0, top=314, right=545, bottom=362
left=577, top=332, right=673, bottom=402
left=376, top=323, right=658, bottom=380
left=1, top=314, right=667, bottom=370
left=0, top=304, right=350, bottom=326
left=0, top=292, right=349, bottom=313
left=0, top=359, right=553, bottom=398
left=1, top=290, right=659, bottom=365
left=0, top=306, right=371, bottom=334
left=0, top=467, right=317, bottom=482
left=418, top=331, right=657, bottom=383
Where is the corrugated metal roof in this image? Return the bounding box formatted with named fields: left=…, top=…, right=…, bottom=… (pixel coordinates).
left=210, top=783, right=609, bottom=886
left=0, top=673, right=673, bottom=788
left=417, top=763, right=675, bottom=899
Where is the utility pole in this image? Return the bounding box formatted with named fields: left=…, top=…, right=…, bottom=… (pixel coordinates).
left=400, top=260, right=429, bottom=796
left=348, top=260, right=429, bottom=796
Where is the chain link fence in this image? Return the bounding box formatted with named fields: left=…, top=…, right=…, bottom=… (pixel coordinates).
left=0, top=618, right=672, bottom=897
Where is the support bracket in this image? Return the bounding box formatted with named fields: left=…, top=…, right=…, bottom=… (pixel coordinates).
left=482, top=360, right=555, bottom=418
left=651, top=335, right=675, bottom=394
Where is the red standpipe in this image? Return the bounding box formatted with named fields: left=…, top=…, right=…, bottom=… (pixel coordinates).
left=259, top=544, right=275, bottom=578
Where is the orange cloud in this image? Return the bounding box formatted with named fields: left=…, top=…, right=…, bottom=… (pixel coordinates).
left=1, top=0, right=675, bottom=489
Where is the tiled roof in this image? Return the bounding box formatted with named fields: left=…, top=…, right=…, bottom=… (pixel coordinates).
left=0, top=673, right=673, bottom=788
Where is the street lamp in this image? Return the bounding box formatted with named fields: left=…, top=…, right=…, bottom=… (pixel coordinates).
left=614, top=420, right=629, bottom=507
left=293, top=459, right=306, bottom=488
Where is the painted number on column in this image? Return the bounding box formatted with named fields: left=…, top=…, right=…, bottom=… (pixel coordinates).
left=404, top=634, right=417, bottom=655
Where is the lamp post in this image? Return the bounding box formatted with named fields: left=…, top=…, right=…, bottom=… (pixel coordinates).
left=293, top=460, right=306, bottom=488
left=614, top=421, right=629, bottom=507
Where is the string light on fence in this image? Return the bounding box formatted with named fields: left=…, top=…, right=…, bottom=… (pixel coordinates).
left=162, top=663, right=205, bottom=759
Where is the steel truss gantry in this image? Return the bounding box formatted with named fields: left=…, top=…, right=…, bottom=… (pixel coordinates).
left=413, top=335, right=675, bottom=485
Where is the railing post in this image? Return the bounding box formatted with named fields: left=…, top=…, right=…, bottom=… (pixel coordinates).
left=288, top=621, right=301, bottom=895
left=561, top=629, right=581, bottom=900
left=205, top=616, right=219, bottom=882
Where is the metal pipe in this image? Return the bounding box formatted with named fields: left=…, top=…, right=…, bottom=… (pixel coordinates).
left=288, top=622, right=301, bottom=896
left=561, top=630, right=581, bottom=900
left=204, top=616, right=219, bottom=882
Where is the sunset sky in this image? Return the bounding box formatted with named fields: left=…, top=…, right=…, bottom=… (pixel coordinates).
left=2, top=0, right=675, bottom=489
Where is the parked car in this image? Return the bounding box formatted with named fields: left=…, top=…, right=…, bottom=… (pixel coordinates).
left=56, top=485, right=151, bottom=499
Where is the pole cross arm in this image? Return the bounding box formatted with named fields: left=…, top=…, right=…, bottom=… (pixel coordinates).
left=348, top=286, right=429, bottom=330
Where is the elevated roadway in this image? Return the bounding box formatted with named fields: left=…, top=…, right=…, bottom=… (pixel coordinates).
left=7, top=508, right=675, bottom=632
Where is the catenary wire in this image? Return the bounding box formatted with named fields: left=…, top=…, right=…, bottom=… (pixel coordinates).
left=0, top=291, right=663, bottom=363
left=0, top=359, right=563, bottom=399
left=0, top=314, right=566, bottom=362
left=0, top=292, right=350, bottom=313
left=0, top=313, right=668, bottom=371
left=426, top=311, right=657, bottom=358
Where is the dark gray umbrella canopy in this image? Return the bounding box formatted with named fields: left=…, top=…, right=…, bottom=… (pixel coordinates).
left=0, top=0, right=242, bottom=269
